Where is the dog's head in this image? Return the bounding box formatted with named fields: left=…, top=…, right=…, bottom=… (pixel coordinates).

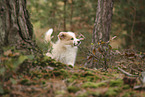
left=58, top=32, right=81, bottom=46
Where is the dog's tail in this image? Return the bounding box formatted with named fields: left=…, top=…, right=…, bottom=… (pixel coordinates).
left=45, top=28, right=53, bottom=45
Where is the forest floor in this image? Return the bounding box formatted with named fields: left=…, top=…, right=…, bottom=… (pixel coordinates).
left=1, top=51, right=145, bottom=97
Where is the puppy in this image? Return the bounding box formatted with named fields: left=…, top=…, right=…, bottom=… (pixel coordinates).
left=45, top=29, right=81, bottom=67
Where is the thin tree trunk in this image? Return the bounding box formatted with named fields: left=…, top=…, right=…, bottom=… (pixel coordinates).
left=51, top=0, right=56, bottom=30
left=70, top=0, right=74, bottom=31
left=85, top=0, right=113, bottom=68
left=63, top=0, right=67, bottom=31
left=0, top=0, right=42, bottom=56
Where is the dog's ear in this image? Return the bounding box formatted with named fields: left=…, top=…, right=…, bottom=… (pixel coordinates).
left=58, top=32, right=66, bottom=40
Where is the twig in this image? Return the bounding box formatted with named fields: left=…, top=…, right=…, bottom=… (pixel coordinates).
left=118, top=67, right=138, bottom=77
left=106, top=36, right=117, bottom=43
left=78, top=34, right=85, bottom=40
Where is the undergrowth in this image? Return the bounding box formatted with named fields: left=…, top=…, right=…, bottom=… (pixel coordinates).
left=0, top=47, right=145, bottom=97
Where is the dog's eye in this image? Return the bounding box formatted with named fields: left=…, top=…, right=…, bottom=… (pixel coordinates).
left=71, top=38, right=74, bottom=40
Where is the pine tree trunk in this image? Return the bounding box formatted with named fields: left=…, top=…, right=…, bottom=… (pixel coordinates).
left=0, top=0, right=42, bottom=56
left=85, top=0, right=113, bottom=68
left=70, top=0, right=74, bottom=31
left=63, top=0, right=67, bottom=31
left=93, top=0, right=113, bottom=44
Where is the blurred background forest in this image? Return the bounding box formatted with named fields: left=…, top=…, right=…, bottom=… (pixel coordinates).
left=27, top=0, right=145, bottom=64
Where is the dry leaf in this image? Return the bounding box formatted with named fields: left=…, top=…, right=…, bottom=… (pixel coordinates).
left=4, top=50, right=12, bottom=56
left=87, top=56, right=93, bottom=60
left=92, top=49, right=96, bottom=55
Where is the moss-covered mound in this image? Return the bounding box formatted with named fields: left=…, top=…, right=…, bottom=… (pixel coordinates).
left=0, top=56, right=144, bottom=97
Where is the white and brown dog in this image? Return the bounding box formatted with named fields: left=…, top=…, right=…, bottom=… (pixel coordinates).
left=45, top=29, right=82, bottom=67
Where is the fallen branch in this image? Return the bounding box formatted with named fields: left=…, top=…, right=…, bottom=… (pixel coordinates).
left=118, top=67, right=138, bottom=77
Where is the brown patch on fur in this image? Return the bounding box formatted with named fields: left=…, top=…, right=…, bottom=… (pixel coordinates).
left=58, top=32, right=74, bottom=41
left=58, top=32, right=75, bottom=46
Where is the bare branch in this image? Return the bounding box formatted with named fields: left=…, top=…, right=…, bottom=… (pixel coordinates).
left=118, top=67, right=138, bottom=77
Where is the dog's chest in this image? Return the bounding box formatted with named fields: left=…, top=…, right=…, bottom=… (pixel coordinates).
left=52, top=45, right=78, bottom=61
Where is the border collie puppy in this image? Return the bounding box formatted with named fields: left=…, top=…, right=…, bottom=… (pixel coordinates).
left=45, top=29, right=81, bottom=67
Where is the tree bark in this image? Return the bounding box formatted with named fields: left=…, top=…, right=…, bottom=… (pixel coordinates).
left=0, top=0, right=42, bottom=56
left=93, top=0, right=113, bottom=44
left=63, top=0, right=67, bottom=31
left=85, top=0, right=113, bottom=68
left=70, top=0, right=74, bottom=31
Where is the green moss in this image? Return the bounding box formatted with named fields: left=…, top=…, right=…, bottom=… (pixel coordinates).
left=82, top=82, right=107, bottom=88
left=86, top=76, right=95, bottom=82
left=79, top=67, right=88, bottom=71
left=78, top=71, right=100, bottom=82
left=20, top=79, right=29, bottom=84
left=67, top=77, right=76, bottom=83
left=82, top=82, right=97, bottom=88
left=50, top=69, right=69, bottom=78
left=43, top=74, right=50, bottom=79
left=33, top=77, right=39, bottom=81
left=37, top=74, right=43, bottom=78
left=55, top=90, right=66, bottom=95
left=122, top=93, right=130, bottom=97
left=101, top=71, right=115, bottom=77
left=105, top=87, right=121, bottom=97
left=88, top=91, right=101, bottom=96
left=80, top=71, right=94, bottom=77
left=55, top=62, right=68, bottom=69
left=20, top=79, right=36, bottom=86
left=86, top=76, right=100, bottom=82
left=67, top=86, right=80, bottom=93
left=96, top=82, right=107, bottom=87
left=68, top=65, right=73, bottom=68
left=109, top=79, right=123, bottom=87
left=128, top=91, right=135, bottom=96
left=52, top=71, right=62, bottom=76
left=102, top=76, right=107, bottom=80
left=122, top=91, right=140, bottom=97
left=77, top=92, right=88, bottom=97
left=123, top=85, right=130, bottom=89
left=59, top=69, right=68, bottom=76
left=73, top=72, right=80, bottom=77
left=39, top=80, right=46, bottom=85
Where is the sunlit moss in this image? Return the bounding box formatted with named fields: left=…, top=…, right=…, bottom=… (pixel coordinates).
left=109, top=79, right=123, bottom=87
left=82, top=82, right=107, bottom=88
left=67, top=86, right=80, bottom=93
left=122, top=85, right=130, bottom=89
left=88, top=91, right=101, bottom=96
left=105, top=87, right=121, bottom=97
left=55, top=90, right=66, bottom=96
left=77, top=92, right=88, bottom=97
left=122, top=92, right=130, bottom=97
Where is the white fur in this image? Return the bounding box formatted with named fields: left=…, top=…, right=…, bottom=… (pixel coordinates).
left=45, top=29, right=81, bottom=67
left=45, top=28, right=53, bottom=43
